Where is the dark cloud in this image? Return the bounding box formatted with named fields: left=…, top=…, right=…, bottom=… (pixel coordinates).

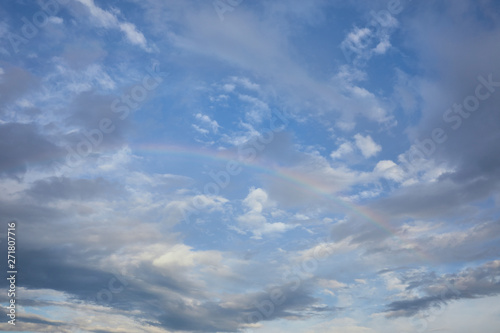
left=0, top=65, right=39, bottom=112
left=0, top=122, right=62, bottom=178
left=14, top=248, right=118, bottom=299
left=382, top=0, right=500, bottom=218
left=14, top=244, right=327, bottom=332
left=147, top=282, right=329, bottom=332
left=0, top=199, right=65, bottom=226
left=385, top=260, right=500, bottom=317
left=2, top=233, right=328, bottom=333
left=64, top=90, right=130, bottom=149
left=371, top=177, right=499, bottom=220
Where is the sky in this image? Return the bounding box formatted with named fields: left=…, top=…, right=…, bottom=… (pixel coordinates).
left=0, top=0, right=500, bottom=332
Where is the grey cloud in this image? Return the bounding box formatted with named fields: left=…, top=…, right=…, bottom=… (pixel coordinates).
left=12, top=243, right=328, bottom=332
left=0, top=200, right=64, bottom=225
left=0, top=306, right=66, bottom=327
left=1, top=219, right=329, bottom=333
left=15, top=248, right=119, bottom=299
left=64, top=90, right=130, bottom=149
left=0, top=65, right=39, bottom=112
left=385, top=260, right=500, bottom=317
left=1, top=181, right=102, bottom=231
left=62, top=39, right=107, bottom=70
left=385, top=295, right=447, bottom=318
left=326, top=214, right=389, bottom=247
left=371, top=177, right=498, bottom=220
left=27, top=176, right=125, bottom=202
left=421, top=219, right=500, bottom=263
left=148, top=282, right=327, bottom=332
left=386, top=0, right=500, bottom=216
left=0, top=122, right=63, bottom=178
left=120, top=272, right=331, bottom=332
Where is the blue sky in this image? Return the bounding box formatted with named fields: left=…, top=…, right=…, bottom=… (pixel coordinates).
left=1, top=0, right=500, bottom=332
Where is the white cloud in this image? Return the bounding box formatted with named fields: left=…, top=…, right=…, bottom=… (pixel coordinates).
left=192, top=124, right=209, bottom=135
left=258, top=221, right=290, bottom=235
left=238, top=94, right=269, bottom=123
left=166, top=5, right=394, bottom=128
left=242, top=187, right=269, bottom=213
left=222, top=83, right=235, bottom=92
left=374, top=160, right=405, bottom=182
left=163, top=193, right=229, bottom=226
left=231, top=76, right=260, bottom=91
left=318, top=278, right=347, bottom=290
left=344, top=27, right=372, bottom=53
left=335, top=65, right=367, bottom=83
left=77, top=0, right=116, bottom=26
left=307, top=317, right=375, bottom=333
left=97, top=146, right=133, bottom=171
left=76, top=0, right=150, bottom=51
left=354, top=134, right=381, bottom=158
left=119, top=22, right=148, bottom=49
left=48, top=16, right=64, bottom=24
left=373, top=39, right=391, bottom=54
left=237, top=187, right=293, bottom=239
left=221, top=121, right=260, bottom=146
left=125, top=172, right=192, bottom=187
left=336, top=120, right=356, bottom=131
left=195, top=113, right=220, bottom=133
left=53, top=63, right=116, bottom=93
left=153, top=244, right=223, bottom=269
left=340, top=11, right=397, bottom=65
left=331, top=141, right=354, bottom=159
left=331, top=67, right=393, bottom=125
left=296, top=237, right=358, bottom=262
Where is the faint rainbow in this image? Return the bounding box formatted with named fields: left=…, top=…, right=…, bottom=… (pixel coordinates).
left=134, top=142, right=433, bottom=262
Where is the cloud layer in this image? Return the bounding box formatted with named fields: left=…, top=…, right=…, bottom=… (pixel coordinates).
left=0, top=0, right=499, bottom=332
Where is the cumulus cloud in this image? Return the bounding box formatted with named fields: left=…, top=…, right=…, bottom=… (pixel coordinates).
left=354, top=134, right=382, bottom=158
left=237, top=187, right=294, bottom=238
left=374, top=160, right=405, bottom=182
left=194, top=113, right=220, bottom=133
left=331, top=141, right=354, bottom=159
